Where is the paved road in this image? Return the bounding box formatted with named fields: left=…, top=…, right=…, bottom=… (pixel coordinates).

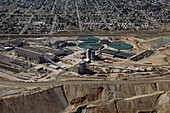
left=20, top=14, right=34, bottom=34
left=50, top=14, right=57, bottom=34
left=50, top=0, right=58, bottom=34
left=64, top=0, right=68, bottom=16
left=51, top=0, right=57, bottom=15
left=0, top=76, right=170, bottom=87
left=109, top=0, right=135, bottom=29
left=20, top=0, right=37, bottom=34
left=24, top=0, right=36, bottom=14
left=75, top=1, right=83, bottom=31
left=1, top=7, right=19, bottom=24
left=0, top=72, right=20, bottom=81
left=94, top=0, right=110, bottom=30
left=0, top=34, right=122, bottom=38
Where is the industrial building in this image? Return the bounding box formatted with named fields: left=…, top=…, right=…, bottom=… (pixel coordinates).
left=6, top=39, right=23, bottom=47
left=14, top=46, right=62, bottom=63
left=73, top=51, right=86, bottom=59
left=100, top=49, right=133, bottom=59
left=0, top=39, right=23, bottom=51
left=85, top=48, right=96, bottom=62
left=73, top=61, right=87, bottom=74
left=86, top=47, right=93, bottom=61
left=53, top=41, right=67, bottom=48
left=91, top=50, right=96, bottom=61
left=15, top=47, right=45, bottom=63
left=99, top=37, right=109, bottom=44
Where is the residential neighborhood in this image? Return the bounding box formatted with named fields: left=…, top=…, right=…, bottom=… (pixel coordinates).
left=0, top=0, right=169, bottom=34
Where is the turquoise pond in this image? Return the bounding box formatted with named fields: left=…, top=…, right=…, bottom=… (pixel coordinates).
left=108, top=42, right=133, bottom=50
left=78, top=43, right=103, bottom=50
left=77, top=36, right=99, bottom=43
left=136, top=36, right=170, bottom=40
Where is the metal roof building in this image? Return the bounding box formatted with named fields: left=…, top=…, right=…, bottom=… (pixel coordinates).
left=100, top=49, right=133, bottom=59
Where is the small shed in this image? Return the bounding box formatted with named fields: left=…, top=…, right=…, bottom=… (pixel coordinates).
left=33, top=66, right=43, bottom=71
left=49, top=64, right=59, bottom=70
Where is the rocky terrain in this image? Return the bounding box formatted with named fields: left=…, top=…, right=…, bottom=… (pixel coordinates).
left=1, top=81, right=170, bottom=113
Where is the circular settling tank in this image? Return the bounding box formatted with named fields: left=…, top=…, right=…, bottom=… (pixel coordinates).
left=108, top=42, right=133, bottom=50
left=78, top=43, right=103, bottom=50
left=77, top=36, right=99, bottom=43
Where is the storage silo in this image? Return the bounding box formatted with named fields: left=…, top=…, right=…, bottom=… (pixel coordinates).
left=78, top=61, right=86, bottom=74
left=86, top=47, right=92, bottom=61
left=91, top=50, right=95, bottom=61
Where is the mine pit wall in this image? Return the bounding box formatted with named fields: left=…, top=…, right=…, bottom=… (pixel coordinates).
left=1, top=82, right=170, bottom=113
left=63, top=83, right=170, bottom=113
left=84, top=91, right=163, bottom=113
left=0, top=86, right=68, bottom=113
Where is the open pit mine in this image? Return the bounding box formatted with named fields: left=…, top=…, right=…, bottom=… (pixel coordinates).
left=0, top=35, right=170, bottom=113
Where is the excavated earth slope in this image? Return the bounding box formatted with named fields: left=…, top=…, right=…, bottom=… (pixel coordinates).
left=1, top=82, right=170, bottom=113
